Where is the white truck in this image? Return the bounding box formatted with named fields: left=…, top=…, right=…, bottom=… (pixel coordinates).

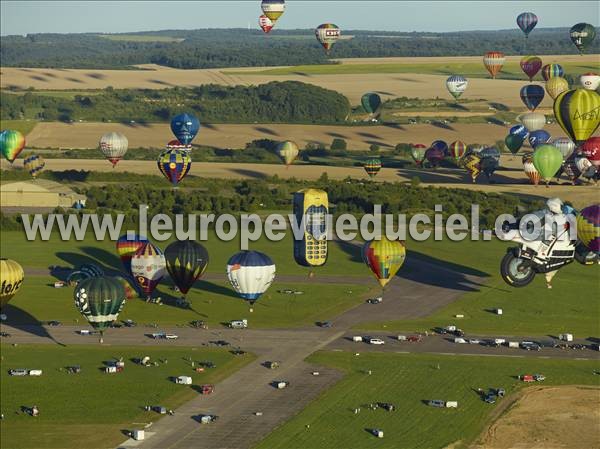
left=175, top=376, right=192, bottom=385
left=229, top=319, right=248, bottom=329
left=559, top=333, right=573, bottom=342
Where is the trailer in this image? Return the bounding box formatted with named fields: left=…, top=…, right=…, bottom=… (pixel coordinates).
left=559, top=333, right=573, bottom=342
left=507, top=341, right=519, bottom=348
left=28, top=370, right=43, bottom=376
left=445, top=401, right=458, bottom=408
left=176, top=376, right=192, bottom=385
left=352, top=336, right=363, bottom=342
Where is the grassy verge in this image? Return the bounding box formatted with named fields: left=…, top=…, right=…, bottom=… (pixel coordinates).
left=0, top=344, right=253, bottom=449
left=254, top=351, right=600, bottom=449
left=0, top=120, right=38, bottom=136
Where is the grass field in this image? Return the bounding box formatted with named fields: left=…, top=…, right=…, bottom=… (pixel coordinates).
left=254, top=351, right=600, bottom=449
left=0, top=120, right=38, bottom=136
left=0, top=344, right=253, bottom=449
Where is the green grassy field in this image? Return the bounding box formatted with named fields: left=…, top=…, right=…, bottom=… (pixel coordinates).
left=0, top=344, right=253, bottom=449
left=0, top=120, right=38, bottom=136
left=254, top=351, right=600, bottom=449
left=228, top=61, right=598, bottom=80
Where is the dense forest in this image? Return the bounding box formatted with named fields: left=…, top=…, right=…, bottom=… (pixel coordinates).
left=1, top=28, right=596, bottom=69
left=0, top=170, right=542, bottom=228
left=0, top=82, right=351, bottom=124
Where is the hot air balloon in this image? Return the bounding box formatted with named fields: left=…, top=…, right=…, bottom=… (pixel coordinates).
left=446, top=75, right=468, bottom=99
left=505, top=134, right=524, bottom=154
left=580, top=72, right=600, bottom=91
left=0, top=130, right=25, bottom=163
left=483, top=51, right=505, bottom=79
left=510, top=124, right=529, bottom=140
left=74, top=276, right=126, bottom=341
left=553, top=89, right=600, bottom=145
left=562, top=156, right=582, bottom=183
left=170, top=113, right=199, bottom=145
left=276, top=140, right=299, bottom=167
left=315, top=23, right=341, bottom=53
left=364, top=158, right=382, bottom=178
left=541, top=64, right=564, bottom=82
left=99, top=132, right=128, bottom=167
left=66, top=263, right=105, bottom=286
left=293, top=189, right=328, bottom=269
left=116, top=234, right=148, bottom=274
left=425, top=147, right=445, bottom=167
left=520, top=56, right=542, bottom=82
left=23, top=154, right=45, bottom=179
left=259, top=15, right=274, bottom=33
left=164, top=240, right=209, bottom=300
left=533, top=144, right=563, bottom=185
left=481, top=156, right=499, bottom=181
left=576, top=205, right=600, bottom=255
left=166, top=139, right=190, bottom=151
left=479, top=147, right=500, bottom=161
left=528, top=130, right=551, bottom=149
left=520, top=84, right=545, bottom=111
left=261, top=0, right=285, bottom=22
left=431, top=140, right=448, bottom=156
left=581, top=137, right=600, bottom=169
left=520, top=112, right=546, bottom=131
left=522, top=153, right=541, bottom=185
left=131, top=242, right=166, bottom=300
left=362, top=237, right=406, bottom=290
left=545, top=77, right=569, bottom=100
left=570, top=23, right=597, bottom=54
left=157, top=149, right=192, bottom=187
left=461, top=153, right=481, bottom=183
left=552, top=137, right=576, bottom=160
left=226, top=251, right=276, bottom=308
left=575, top=156, right=594, bottom=179
left=516, top=12, right=538, bottom=38
left=114, top=275, right=138, bottom=300
left=448, top=141, right=466, bottom=162
left=410, top=144, right=427, bottom=167
left=361, top=93, right=382, bottom=115
left=0, top=258, right=24, bottom=309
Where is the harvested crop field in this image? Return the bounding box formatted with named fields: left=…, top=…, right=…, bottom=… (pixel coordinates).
left=23, top=121, right=564, bottom=151
left=2, top=158, right=596, bottom=208
left=472, top=386, right=600, bottom=449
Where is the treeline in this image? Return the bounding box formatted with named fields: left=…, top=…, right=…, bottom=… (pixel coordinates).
left=0, top=170, right=542, bottom=227
left=1, top=28, right=596, bottom=69
left=0, top=82, right=350, bottom=124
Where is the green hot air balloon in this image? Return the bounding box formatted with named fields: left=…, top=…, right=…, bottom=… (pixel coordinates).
left=361, top=93, right=382, bottom=115
left=532, top=144, right=563, bottom=185
left=164, top=240, right=209, bottom=302
left=73, top=276, right=126, bottom=342
left=570, top=23, right=597, bottom=54
left=505, top=134, right=524, bottom=155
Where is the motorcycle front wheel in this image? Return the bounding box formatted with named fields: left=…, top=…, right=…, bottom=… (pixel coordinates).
left=500, top=251, right=536, bottom=287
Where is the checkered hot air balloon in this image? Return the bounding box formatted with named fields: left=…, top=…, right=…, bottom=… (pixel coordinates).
left=576, top=205, right=600, bottom=255
left=363, top=158, right=382, bottom=178
left=157, top=149, right=192, bottom=187
left=362, top=238, right=406, bottom=289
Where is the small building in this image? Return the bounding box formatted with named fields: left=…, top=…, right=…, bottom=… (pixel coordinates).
left=0, top=179, right=86, bottom=210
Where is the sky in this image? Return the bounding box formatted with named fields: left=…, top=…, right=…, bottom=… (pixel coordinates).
left=1, top=1, right=598, bottom=36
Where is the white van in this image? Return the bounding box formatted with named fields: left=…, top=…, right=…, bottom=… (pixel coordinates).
left=229, top=319, right=248, bottom=329
left=368, top=338, right=385, bottom=345
left=176, top=376, right=192, bottom=385
left=445, top=401, right=458, bottom=408
left=28, top=370, right=43, bottom=376
left=494, top=338, right=506, bottom=346
left=454, top=337, right=467, bottom=344
left=507, top=341, right=519, bottom=348
left=559, top=333, right=573, bottom=342
left=78, top=329, right=91, bottom=335
left=352, top=336, right=363, bottom=342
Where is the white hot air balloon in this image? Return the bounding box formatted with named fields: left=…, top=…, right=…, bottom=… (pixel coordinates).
left=99, top=132, right=128, bottom=167
left=552, top=137, right=576, bottom=160
left=519, top=112, right=546, bottom=131
left=446, top=75, right=468, bottom=99
left=580, top=72, right=600, bottom=91
left=226, top=251, right=276, bottom=310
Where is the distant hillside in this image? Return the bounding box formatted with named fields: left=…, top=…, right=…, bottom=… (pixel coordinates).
left=1, top=28, right=597, bottom=69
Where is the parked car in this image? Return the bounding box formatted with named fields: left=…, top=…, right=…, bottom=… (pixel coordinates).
left=47, top=321, right=61, bottom=327
left=8, top=369, right=28, bottom=376
left=520, top=374, right=535, bottom=382
left=264, top=361, right=280, bottom=369
left=210, top=340, right=230, bottom=346
left=317, top=321, right=332, bottom=328
left=433, top=327, right=448, bottom=335
left=199, top=414, right=218, bottom=424
left=407, top=335, right=422, bottom=342
left=533, top=374, right=546, bottom=382
left=366, top=297, right=382, bottom=304
left=199, top=384, right=214, bottom=395
left=123, top=319, right=137, bottom=327
left=468, top=339, right=481, bottom=345
left=496, top=388, right=505, bottom=397
left=484, top=393, right=496, bottom=404
left=274, top=381, right=290, bottom=389
left=520, top=341, right=541, bottom=351
left=164, top=334, right=178, bottom=340
left=190, top=320, right=207, bottom=329
left=151, top=332, right=165, bottom=339
left=428, top=400, right=445, bottom=408
left=368, top=338, right=385, bottom=345
left=229, top=319, right=248, bottom=329
left=378, top=402, right=395, bottom=411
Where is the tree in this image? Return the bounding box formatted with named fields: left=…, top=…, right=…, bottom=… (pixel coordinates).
left=331, top=138, right=347, bottom=151
left=370, top=144, right=380, bottom=153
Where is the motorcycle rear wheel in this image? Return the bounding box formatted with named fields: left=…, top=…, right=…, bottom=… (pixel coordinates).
left=500, top=252, right=536, bottom=287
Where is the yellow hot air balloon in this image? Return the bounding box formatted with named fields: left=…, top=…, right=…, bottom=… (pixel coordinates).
left=553, top=89, right=600, bottom=145
left=276, top=140, right=299, bottom=167
left=545, top=77, right=569, bottom=100
left=261, top=0, right=285, bottom=22
left=0, top=258, right=24, bottom=308
left=361, top=237, right=406, bottom=289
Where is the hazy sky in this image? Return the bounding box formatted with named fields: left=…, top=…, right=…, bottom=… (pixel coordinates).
left=1, top=1, right=598, bottom=36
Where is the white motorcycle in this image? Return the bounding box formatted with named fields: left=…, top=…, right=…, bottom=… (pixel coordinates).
left=500, top=222, right=596, bottom=287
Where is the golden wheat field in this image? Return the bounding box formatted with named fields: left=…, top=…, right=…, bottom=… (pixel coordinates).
left=23, top=121, right=564, bottom=151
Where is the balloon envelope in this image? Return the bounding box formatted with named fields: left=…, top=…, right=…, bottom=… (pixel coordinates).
left=157, top=149, right=192, bottom=187
left=164, top=240, right=209, bottom=297
left=259, top=15, right=274, bottom=33
left=520, top=84, right=545, bottom=111
left=315, top=23, right=341, bottom=52
left=505, top=134, right=524, bottom=154
left=276, top=140, right=299, bottom=166
left=532, top=144, right=563, bottom=182
left=364, top=158, right=382, bottom=178
left=261, top=0, right=285, bottom=21
left=580, top=72, right=600, bottom=91
left=576, top=205, right=600, bottom=254
left=425, top=147, right=445, bottom=167
left=446, top=75, right=468, bottom=99
left=362, top=238, right=406, bottom=288
left=553, top=89, right=600, bottom=145
left=170, top=113, right=199, bottom=145
left=545, top=77, right=569, bottom=100
left=410, top=144, right=427, bottom=166
left=528, top=130, right=551, bottom=149
left=0, top=130, right=25, bottom=163
left=517, top=12, right=538, bottom=37
left=226, top=251, right=276, bottom=304
left=570, top=23, right=597, bottom=53
left=116, top=234, right=148, bottom=274
left=522, top=153, right=541, bottom=185
left=520, top=56, right=542, bottom=81
left=510, top=124, right=529, bottom=140
left=0, top=258, right=24, bottom=308
left=99, top=132, right=128, bottom=166
left=73, top=276, right=126, bottom=331
left=461, top=153, right=481, bottom=183
left=552, top=137, right=575, bottom=160
left=448, top=141, right=466, bottom=161
left=520, top=112, right=546, bottom=131
left=23, top=154, right=45, bottom=179
left=581, top=137, right=600, bottom=167
left=361, top=93, right=382, bottom=114
left=131, top=242, right=166, bottom=298
left=541, top=64, right=564, bottom=82
left=483, top=51, right=505, bottom=79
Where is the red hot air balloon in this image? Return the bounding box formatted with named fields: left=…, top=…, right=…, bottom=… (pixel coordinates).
left=259, top=15, right=274, bottom=33
left=483, top=52, right=505, bottom=79
left=520, top=56, right=543, bottom=82
left=581, top=137, right=600, bottom=169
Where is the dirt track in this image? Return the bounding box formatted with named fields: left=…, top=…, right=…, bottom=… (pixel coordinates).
left=22, top=121, right=566, bottom=151
left=472, top=386, right=600, bottom=449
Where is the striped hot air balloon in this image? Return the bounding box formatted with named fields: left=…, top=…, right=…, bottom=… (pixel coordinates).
left=131, top=242, right=166, bottom=300
left=553, top=89, right=600, bottom=145
left=23, top=154, right=45, bottom=179
left=259, top=15, right=274, bottom=33
left=545, top=77, right=569, bottom=100
left=226, top=251, right=276, bottom=307
left=315, top=23, right=341, bottom=53
left=576, top=205, right=600, bottom=255
left=483, top=52, right=505, bottom=79
left=261, top=0, right=285, bottom=22
left=363, top=158, right=382, bottom=178
left=0, top=258, right=24, bottom=309
left=552, top=137, right=576, bottom=160
left=410, top=144, right=427, bottom=167
left=570, top=23, right=597, bottom=54
left=520, top=56, right=543, bottom=82
left=541, top=64, right=564, bottom=82
left=448, top=141, right=466, bottom=162
left=522, top=153, right=541, bottom=185
left=157, top=149, right=192, bottom=187
left=0, top=130, right=25, bottom=163
left=520, top=112, right=546, bottom=131
left=116, top=234, right=148, bottom=274
left=362, top=238, right=406, bottom=289
left=517, top=12, right=538, bottom=38
left=276, top=140, right=299, bottom=167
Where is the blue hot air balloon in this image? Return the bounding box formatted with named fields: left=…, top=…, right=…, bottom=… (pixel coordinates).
left=226, top=251, right=276, bottom=306
left=509, top=124, right=529, bottom=140
left=431, top=140, right=448, bottom=156
left=520, top=84, right=545, bottom=111
left=170, top=113, right=200, bottom=145
left=528, top=129, right=551, bottom=148
left=517, top=12, right=538, bottom=38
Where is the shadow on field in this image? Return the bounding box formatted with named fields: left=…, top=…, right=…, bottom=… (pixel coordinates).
left=326, top=131, right=348, bottom=139
left=380, top=121, right=406, bottom=131
left=254, top=126, right=279, bottom=137
left=332, top=238, right=363, bottom=264
left=2, top=306, right=66, bottom=345
left=56, top=250, right=123, bottom=277
left=395, top=167, right=462, bottom=183
left=431, top=121, right=456, bottom=131
left=86, top=72, right=106, bottom=80
left=228, top=169, right=268, bottom=179
left=196, top=280, right=240, bottom=300
left=80, top=246, right=124, bottom=272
